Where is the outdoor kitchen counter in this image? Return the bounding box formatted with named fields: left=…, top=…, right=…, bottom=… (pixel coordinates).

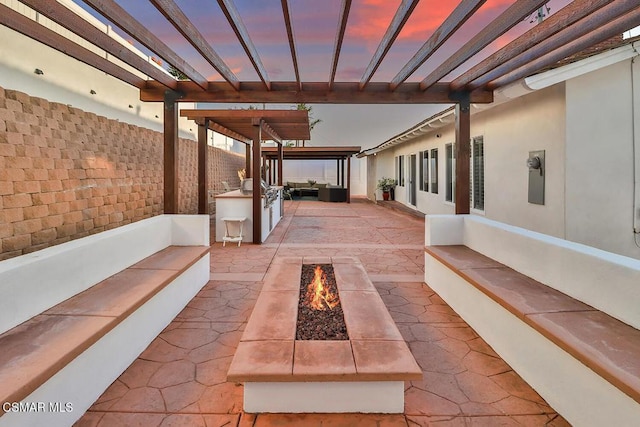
left=214, top=187, right=283, bottom=243
left=215, top=189, right=250, bottom=198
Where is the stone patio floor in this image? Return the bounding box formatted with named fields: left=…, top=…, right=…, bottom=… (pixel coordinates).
left=76, top=197, right=569, bottom=426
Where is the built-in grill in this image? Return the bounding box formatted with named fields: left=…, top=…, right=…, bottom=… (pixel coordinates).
left=241, top=178, right=278, bottom=208
left=264, top=186, right=278, bottom=207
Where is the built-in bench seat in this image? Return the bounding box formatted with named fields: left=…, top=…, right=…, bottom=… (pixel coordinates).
left=0, top=245, right=208, bottom=412
left=0, top=215, right=210, bottom=427
left=424, top=214, right=640, bottom=427
left=425, top=244, right=640, bottom=405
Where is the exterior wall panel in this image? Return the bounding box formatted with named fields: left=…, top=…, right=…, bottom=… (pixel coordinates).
left=565, top=59, right=640, bottom=259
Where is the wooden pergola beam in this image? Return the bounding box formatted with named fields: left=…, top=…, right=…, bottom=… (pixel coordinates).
left=164, top=91, right=181, bottom=214
left=277, top=143, right=283, bottom=186
left=252, top=120, right=262, bottom=244
left=245, top=143, right=252, bottom=178
left=419, top=0, right=549, bottom=91
left=329, top=0, right=352, bottom=88
left=217, top=0, right=270, bottom=90
left=261, top=122, right=282, bottom=144
left=198, top=119, right=209, bottom=214
left=0, top=3, right=145, bottom=88
left=454, top=94, right=470, bottom=215
left=488, top=7, right=640, bottom=90
left=182, top=109, right=309, bottom=120
left=20, top=0, right=177, bottom=90
left=83, top=0, right=209, bottom=90
left=469, top=0, right=640, bottom=90
left=200, top=119, right=252, bottom=143
left=281, top=0, right=301, bottom=90
left=359, top=0, right=419, bottom=90
left=182, top=109, right=309, bottom=142
left=390, top=0, right=486, bottom=90
left=450, top=0, right=613, bottom=91
left=142, top=81, right=493, bottom=103
left=346, top=155, right=351, bottom=203
left=149, top=0, right=240, bottom=90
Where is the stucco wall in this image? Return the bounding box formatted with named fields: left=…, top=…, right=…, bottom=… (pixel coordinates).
left=0, top=7, right=197, bottom=141
left=476, top=85, right=566, bottom=237
left=565, top=58, right=640, bottom=259
left=0, top=86, right=245, bottom=260
left=375, top=85, right=567, bottom=238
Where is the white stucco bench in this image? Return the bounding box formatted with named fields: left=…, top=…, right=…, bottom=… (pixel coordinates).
left=0, top=215, right=210, bottom=427
left=424, top=215, right=640, bottom=427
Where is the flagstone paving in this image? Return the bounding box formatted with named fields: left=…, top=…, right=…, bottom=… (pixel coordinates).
left=75, top=198, right=569, bottom=426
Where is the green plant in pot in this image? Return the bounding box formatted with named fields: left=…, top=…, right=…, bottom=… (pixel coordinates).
left=377, top=177, right=396, bottom=201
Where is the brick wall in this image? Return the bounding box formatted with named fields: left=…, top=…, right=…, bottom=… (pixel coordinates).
left=0, top=86, right=245, bottom=260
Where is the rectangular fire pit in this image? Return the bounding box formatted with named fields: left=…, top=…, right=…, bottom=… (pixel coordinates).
left=227, top=256, right=422, bottom=413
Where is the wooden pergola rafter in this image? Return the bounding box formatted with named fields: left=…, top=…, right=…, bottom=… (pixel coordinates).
left=329, top=0, right=352, bottom=89
left=360, top=0, right=419, bottom=90
left=8, top=0, right=639, bottom=99
left=280, top=0, right=301, bottom=90
left=217, top=0, right=271, bottom=90
left=150, top=0, right=240, bottom=90
left=82, top=0, right=209, bottom=90
left=5, top=0, right=640, bottom=227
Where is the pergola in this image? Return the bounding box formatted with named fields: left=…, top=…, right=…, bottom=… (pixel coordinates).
left=3, top=0, right=639, bottom=222
left=261, top=146, right=362, bottom=200
left=180, top=108, right=314, bottom=243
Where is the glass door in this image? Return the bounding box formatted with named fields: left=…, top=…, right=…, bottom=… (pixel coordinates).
left=408, top=154, right=417, bottom=206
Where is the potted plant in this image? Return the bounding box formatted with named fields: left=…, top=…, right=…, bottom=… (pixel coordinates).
left=377, top=177, right=396, bottom=201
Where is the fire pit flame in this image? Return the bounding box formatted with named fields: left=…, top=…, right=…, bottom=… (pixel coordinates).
left=305, top=265, right=339, bottom=311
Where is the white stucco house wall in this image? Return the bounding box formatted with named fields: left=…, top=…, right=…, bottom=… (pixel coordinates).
left=361, top=36, right=640, bottom=260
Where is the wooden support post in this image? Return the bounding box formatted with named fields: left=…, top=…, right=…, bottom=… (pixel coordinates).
left=197, top=119, right=209, bottom=214
left=163, top=91, right=180, bottom=214
left=336, top=159, right=341, bottom=186
left=346, top=155, right=351, bottom=203
left=341, top=159, right=345, bottom=187
left=252, top=119, right=262, bottom=244
left=261, top=154, right=267, bottom=181
left=245, top=142, right=251, bottom=178
left=455, top=93, right=471, bottom=214
left=277, top=143, right=283, bottom=186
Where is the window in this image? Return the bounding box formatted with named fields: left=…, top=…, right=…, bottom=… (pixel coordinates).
left=419, top=151, right=428, bottom=191
left=471, top=136, right=484, bottom=210
left=395, top=156, right=399, bottom=185
left=396, top=155, right=405, bottom=186
left=430, top=149, right=438, bottom=194
left=445, top=144, right=455, bottom=202
left=442, top=138, right=484, bottom=208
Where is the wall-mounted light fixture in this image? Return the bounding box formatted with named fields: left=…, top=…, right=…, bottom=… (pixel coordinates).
left=527, top=150, right=545, bottom=205
left=90, top=89, right=97, bottom=95
left=34, top=68, right=44, bottom=75
left=128, top=104, right=134, bottom=108
left=526, top=156, right=542, bottom=175
left=155, top=115, right=159, bottom=118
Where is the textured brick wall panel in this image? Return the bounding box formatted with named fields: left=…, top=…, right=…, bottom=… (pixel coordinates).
left=0, top=86, right=246, bottom=260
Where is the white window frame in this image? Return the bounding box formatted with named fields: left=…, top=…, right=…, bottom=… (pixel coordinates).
left=445, top=143, right=455, bottom=203
left=471, top=136, right=485, bottom=212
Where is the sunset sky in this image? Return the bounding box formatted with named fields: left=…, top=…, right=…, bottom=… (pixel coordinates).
left=78, top=0, right=574, bottom=147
